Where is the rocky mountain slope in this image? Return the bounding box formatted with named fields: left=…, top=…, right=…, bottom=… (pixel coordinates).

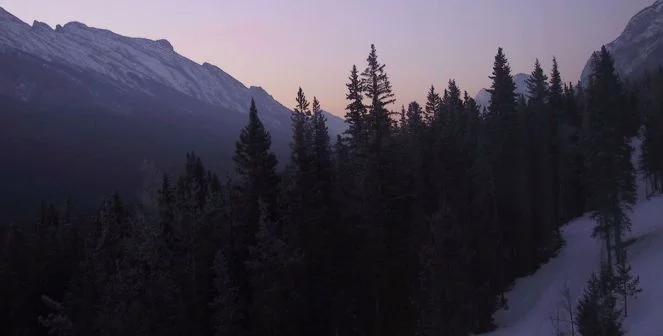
left=581, top=0, right=663, bottom=83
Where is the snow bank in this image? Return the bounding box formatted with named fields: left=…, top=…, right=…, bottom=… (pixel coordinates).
left=481, top=195, right=663, bottom=336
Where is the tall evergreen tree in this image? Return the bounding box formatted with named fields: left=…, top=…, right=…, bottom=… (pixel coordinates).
left=576, top=268, right=624, bottom=336
left=424, top=85, right=441, bottom=124
left=640, top=68, right=663, bottom=195
left=585, top=47, right=636, bottom=273
left=291, top=87, right=313, bottom=183
left=484, top=47, right=519, bottom=294
left=228, top=99, right=280, bottom=335
left=345, top=65, right=368, bottom=150
left=233, top=99, right=280, bottom=234
left=526, top=59, right=561, bottom=261
left=549, top=57, right=564, bottom=110
left=361, top=44, right=396, bottom=148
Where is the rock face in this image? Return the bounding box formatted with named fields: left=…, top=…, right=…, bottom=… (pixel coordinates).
left=581, top=0, right=663, bottom=83
left=0, top=6, right=344, bottom=219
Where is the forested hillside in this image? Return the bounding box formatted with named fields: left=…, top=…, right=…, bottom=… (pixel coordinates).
left=3, top=41, right=662, bottom=335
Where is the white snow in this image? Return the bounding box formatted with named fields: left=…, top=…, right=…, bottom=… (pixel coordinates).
left=482, top=138, right=663, bottom=336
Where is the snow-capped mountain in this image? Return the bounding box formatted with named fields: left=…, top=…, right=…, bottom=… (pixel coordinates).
left=0, top=6, right=342, bottom=130
left=0, top=7, right=343, bottom=217
left=474, top=73, right=530, bottom=110
left=581, top=0, right=663, bottom=83
left=0, top=7, right=267, bottom=118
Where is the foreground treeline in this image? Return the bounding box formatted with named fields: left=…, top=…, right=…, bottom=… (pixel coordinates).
left=2, top=45, right=663, bottom=336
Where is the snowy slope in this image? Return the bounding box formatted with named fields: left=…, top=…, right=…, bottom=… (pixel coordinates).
left=482, top=138, right=663, bottom=335
left=474, top=73, right=530, bottom=109
left=481, top=196, right=663, bottom=336
left=581, top=0, right=663, bottom=84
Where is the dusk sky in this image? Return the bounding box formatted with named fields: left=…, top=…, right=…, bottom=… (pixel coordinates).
left=1, top=0, right=655, bottom=115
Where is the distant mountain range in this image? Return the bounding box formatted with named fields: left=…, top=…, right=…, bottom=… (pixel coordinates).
left=0, top=7, right=344, bottom=219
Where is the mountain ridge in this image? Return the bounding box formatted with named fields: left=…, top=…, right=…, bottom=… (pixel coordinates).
left=581, top=0, right=663, bottom=83
left=0, top=6, right=344, bottom=128
left=0, top=6, right=343, bottom=219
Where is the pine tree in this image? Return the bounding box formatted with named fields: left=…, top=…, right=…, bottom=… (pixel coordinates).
left=211, top=251, right=241, bottom=336
left=640, top=68, right=663, bottom=195
left=361, top=44, right=396, bottom=148
left=292, top=87, right=313, bottom=180
left=233, top=99, right=280, bottom=235
left=585, top=47, right=636, bottom=273
left=424, top=85, right=441, bottom=125
left=246, top=207, right=300, bottom=336
left=548, top=58, right=562, bottom=230
left=229, top=98, right=280, bottom=335
left=405, top=101, right=424, bottom=133
left=576, top=269, right=624, bottom=336
left=488, top=48, right=517, bottom=119
left=549, top=57, right=564, bottom=110
left=559, top=82, right=586, bottom=221
left=526, top=58, right=561, bottom=261
left=484, top=47, right=520, bottom=294
left=615, top=250, right=641, bottom=318
left=345, top=65, right=368, bottom=150
left=526, top=59, right=549, bottom=104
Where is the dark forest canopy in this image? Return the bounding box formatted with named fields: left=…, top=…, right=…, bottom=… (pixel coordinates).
left=2, top=44, right=660, bottom=336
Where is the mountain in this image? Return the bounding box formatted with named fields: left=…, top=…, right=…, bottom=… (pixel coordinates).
left=474, top=73, right=530, bottom=110
left=581, top=0, right=663, bottom=83
left=0, top=7, right=344, bottom=219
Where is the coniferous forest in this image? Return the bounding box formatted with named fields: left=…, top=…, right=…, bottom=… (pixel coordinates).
left=2, top=44, right=663, bottom=336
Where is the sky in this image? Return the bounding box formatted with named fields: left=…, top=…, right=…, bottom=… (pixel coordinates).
left=0, top=0, right=655, bottom=116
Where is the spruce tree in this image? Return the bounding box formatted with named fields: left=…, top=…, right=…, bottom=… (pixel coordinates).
left=484, top=47, right=519, bottom=294
left=526, top=58, right=561, bottom=261
left=291, top=87, right=313, bottom=180
left=576, top=269, right=624, bottom=336
left=211, top=251, right=241, bottom=336
left=526, top=59, right=549, bottom=104
left=345, top=64, right=368, bottom=152
left=548, top=58, right=562, bottom=230
left=230, top=99, right=280, bottom=335
left=425, top=85, right=441, bottom=125
left=585, top=47, right=636, bottom=272
left=233, top=98, right=280, bottom=234
left=549, top=57, right=564, bottom=110
left=640, top=68, right=663, bottom=194
left=361, top=44, right=396, bottom=148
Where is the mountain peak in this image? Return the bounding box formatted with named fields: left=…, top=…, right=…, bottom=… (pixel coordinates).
left=581, top=0, right=663, bottom=84
left=155, top=39, right=173, bottom=51
left=0, top=6, right=25, bottom=24
left=32, top=20, right=53, bottom=32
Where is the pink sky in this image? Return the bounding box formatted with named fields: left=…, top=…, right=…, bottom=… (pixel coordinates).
left=0, top=0, right=654, bottom=116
